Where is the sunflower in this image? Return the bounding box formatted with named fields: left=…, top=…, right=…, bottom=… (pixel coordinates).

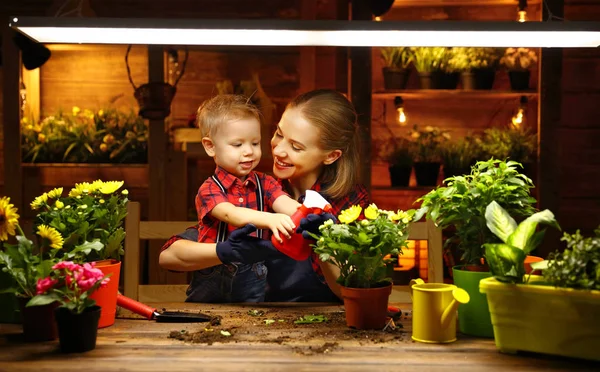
left=99, top=180, right=124, bottom=194
left=0, top=196, right=20, bottom=241
left=30, top=193, right=49, bottom=210
left=338, top=205, right=362, bottom=224
left=37, top=224, right=64, bottom=249
left=46, top=187, right=63, bottom=199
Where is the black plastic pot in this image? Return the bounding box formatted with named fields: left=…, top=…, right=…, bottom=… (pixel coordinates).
left=54, top=305, right=101, bottom=353
left=473, top=68, right=496, bottom=90
left=414, top=162, right=441, bottom=186
left=388, top=165, right=412, bottom=187
left=431, top=71, right=460, bottom=89
left=508, top=70, right=531, bottom=91
left=18, top=297, right=58, bottom=342
left=382, top=67, right=411, bottom=90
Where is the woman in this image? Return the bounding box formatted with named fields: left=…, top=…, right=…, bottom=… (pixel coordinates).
left=159, top=89, right=370, bottom=302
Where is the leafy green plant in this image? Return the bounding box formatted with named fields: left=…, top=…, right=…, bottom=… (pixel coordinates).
left=447, top=48, right=504, bottom=72
left=440, top=135, right=482, bottom=174
left=536, top=228, right=600, bottom=290
left=483, top=201, right=560, bottom=283
left=408, top=124, right=451, bottom=163
left=500, top=48, right=538, bottom=71
left=480, top=127, right=537, bottom=164
left=311, top=204, right=414, bottom=288
left=416, top=159, right=537, bottom=266
left=411, top=47, right=447, bottom=73
left=381, top=47, right=413, bottom=70
left=374, top=137, right=414, bottom=167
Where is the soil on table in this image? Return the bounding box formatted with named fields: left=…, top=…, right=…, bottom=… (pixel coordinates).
left=167, top=307, right=411, bottom=354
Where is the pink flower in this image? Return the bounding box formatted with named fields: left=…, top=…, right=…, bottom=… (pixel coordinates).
left=52, top=261, right=78, bottom=271
left=36, top=277, right=58, bottom=295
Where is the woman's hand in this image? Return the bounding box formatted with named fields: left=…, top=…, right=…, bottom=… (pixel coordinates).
left=296, top=213, right=337, bottom=240
left=216, top=224, right=282, bottom=264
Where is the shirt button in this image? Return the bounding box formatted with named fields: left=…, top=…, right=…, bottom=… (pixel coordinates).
left=238, top=197, right=244, bottom=203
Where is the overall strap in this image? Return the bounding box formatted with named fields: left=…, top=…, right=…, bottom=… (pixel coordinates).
left=253, top=172, right=264, bottom=239
left=210, top=175, right=228, bottom=243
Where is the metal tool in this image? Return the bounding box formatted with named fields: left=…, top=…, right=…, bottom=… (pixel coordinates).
left=117, top=294, right=213, bottom=323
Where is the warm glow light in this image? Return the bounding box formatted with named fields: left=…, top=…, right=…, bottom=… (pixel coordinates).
left=518, top=11, right=527, bottom=23
left=10, top=18, right=600, bottom=48
left=512, top=108, right=525, bottom=127
left=397, top=107, right=407, bottom=125
left=374, top=16, right=382, bottom=22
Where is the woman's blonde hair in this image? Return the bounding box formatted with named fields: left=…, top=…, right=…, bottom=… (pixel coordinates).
left=196, top=94, right=261, bottom=138
left=287, top=89, right=361, bottom=200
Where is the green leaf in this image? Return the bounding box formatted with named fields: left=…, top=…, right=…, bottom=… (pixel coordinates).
left=530, top=260, right=549, bottom=271
left=507, top=209, right=560, bottom=250
left=484, top=243, right=526, bottom=283
left=485, top=201, right=517, bottom=243
left=104, top=228, right=126, bottom=260
left=26, top=294, right=59, bottom=307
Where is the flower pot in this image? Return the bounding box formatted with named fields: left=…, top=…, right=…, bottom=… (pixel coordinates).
left=388, top=165, right=412, bottom=187
left=473, top=68, right=496, bottom=90
left=431, top=71, right=459, bottom=89
left=89, top=259, right=121, bottom=328
left=382, top=67, right=410, bottom=90
left=341, top=284, right=392, bottom=330
left=414, top=162, right=441, bottom=187
left=17, top=296, right=59, bottom=342
left=452, top=266, right=494, bottom=338
left=524, top=255, right=543, bottom=274
left=460, top=72, right=475, bottom=90
left=418, top=72, right=432, bottom=89
left=0, top=271, right=19, bottom=324
left=480, top=277, right=600, bottom=361
left=508, top=70, right=531, bottom=91
left=54, top=305, right=101, bottom=353
left=443, top=165, right=471, bottom=180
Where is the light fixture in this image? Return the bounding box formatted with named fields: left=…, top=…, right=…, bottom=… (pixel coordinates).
left=9, top=17, right=600, bottom=48
left=517, top=0, right=528, bottom=23
left=13, top=31, right=51, bottom=70
left=364, top=0, right=395, bottom=21
left=511, top=96, right=528, bottom=128
left=394, top=96, right=407, bottom=125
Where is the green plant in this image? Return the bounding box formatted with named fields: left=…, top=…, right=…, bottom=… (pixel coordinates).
left=440, top=135, right=483, bottom=173
left=311, top=204, right=414, bottom=288
left=535, top=228, right=600, bottom=290
left=416, top=159, right=537, bottom=266
left=380, top=47, right=413, bottom=70
left=32, top=180, right=129, bottom=262
left=447, top=47, right=504, bottom=72
left=480, top=126, right=537, bottom=164
left=408, top=124, right=451, bottom=162
left=411, top=47, right=447, bottom=73
left=374, top=137, right=414, bottom=167
left=500, top=48, right=538, bottom=71
left=483, top=201, right=560, bottom=284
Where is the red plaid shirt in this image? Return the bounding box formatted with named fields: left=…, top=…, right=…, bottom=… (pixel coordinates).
left=195, top=166, right=287, bottom=243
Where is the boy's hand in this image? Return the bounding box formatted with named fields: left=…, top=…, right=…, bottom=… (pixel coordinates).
left=264, top=213, right=296, bottom=244
left=296, top=213, right=337, bottom=240
left=216, top=224, right=281, bottom=264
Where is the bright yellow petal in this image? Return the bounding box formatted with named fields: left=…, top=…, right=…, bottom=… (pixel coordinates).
left=338, top=205, right=362, bottom=224
left=37, top=224, right=64, bottom=249
left=46, top=187, right=63, bottom=199
left=0, top=196, right=20, bottom=241
left=99, top=180, right=124, bottom=194
left=30, top=193, right=49, bottom=210
left=364, top=204, right=379, bottom=220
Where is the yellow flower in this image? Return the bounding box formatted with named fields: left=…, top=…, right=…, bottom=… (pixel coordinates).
left=364, top=204, right=379, bottom=220
left=388, top=210, right=411, bottom=223
left=37, top=133, right=46, bottom=143
left=0, top=197, right=20, bottom=241
left=122, top=189, right=129, bottom=195
left=46, top=187, right=63, bottom=199
left=55, top=200, right=64, bottom=209
left=99, top=180, right=124, bottom=194
left=338, top=205, right=362, bottom=224
left=72, top=106, right=80, bottom=115
left=30, top=193, right=49, bottom=210
left=69, top=182, right=94, bottom=197
left=37, top=224, right=64, bottom=249
left=91, top=179, right=104, bottom=190
left=99, top=143, right=108, bottom=152
left=98, top=109, right=104, bottom=117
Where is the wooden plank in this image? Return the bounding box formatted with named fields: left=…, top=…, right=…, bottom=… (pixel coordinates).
left=561, top=58, right=600, bottom=92
left=124, top=201, right=141, bottom=300
left=559, top=128, right=600, bottom=165
left=139, top=221, right=196, bottom=239
left=299, top=0, right=317, bottom=93
left=392, top=0, right=541, bottom=6
left=561, top=93, right=600, bottom=128
left=372, top=90, right=538, bottom=100
left=138, top=284, right=188, bottom=303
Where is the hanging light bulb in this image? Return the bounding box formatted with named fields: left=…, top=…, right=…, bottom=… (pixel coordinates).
left=517, top=0, right=528, bottom=22
left=394, top=96, right=407, bottom=125
left=511, top=96, right=528, bottom=128
left=374, top=16, right=382, bottom=22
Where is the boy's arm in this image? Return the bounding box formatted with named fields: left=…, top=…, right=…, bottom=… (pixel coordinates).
left=272, top=195, right=301, bottom=216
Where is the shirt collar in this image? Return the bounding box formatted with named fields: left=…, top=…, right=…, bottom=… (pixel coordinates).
left=213, top=166, right=257, bottom=190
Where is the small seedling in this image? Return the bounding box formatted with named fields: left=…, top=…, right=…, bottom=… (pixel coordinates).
left=294, top=314, right=328, bottom=324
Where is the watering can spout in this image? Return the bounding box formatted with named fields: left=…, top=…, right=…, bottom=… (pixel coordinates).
left=440, top=288, right=470, bottom=329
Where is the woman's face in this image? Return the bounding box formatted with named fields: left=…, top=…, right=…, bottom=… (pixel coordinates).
left=271, top=108, right=335, bottom=184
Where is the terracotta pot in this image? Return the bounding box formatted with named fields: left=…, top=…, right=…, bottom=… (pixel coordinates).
left=341, top=284, right=392, bottom=330
left=524, top=255, right=544, bottom=274
left=17, top=297, right=59, bottom=342
left=89, top=259, right=121, bottom=328
left=55, top=305, right=101, bottom=353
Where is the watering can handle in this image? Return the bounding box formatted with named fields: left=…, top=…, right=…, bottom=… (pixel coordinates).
left=408, top=278, right=425, bottom=301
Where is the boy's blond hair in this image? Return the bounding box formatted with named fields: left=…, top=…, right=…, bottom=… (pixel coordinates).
left=197, top=94, right=261, bottom=138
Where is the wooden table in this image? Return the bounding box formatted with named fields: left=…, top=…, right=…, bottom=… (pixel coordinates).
left=0, top=302, right=597, bottom=371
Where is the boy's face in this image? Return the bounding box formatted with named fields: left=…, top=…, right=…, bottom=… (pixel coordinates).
left=202, top=117, right=262, bottom=179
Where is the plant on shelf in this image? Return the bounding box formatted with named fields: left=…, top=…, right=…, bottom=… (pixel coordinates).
left=21, top=106, right=148, bottom=164
left=374, top=136, right=414, bottom=187
left=380, top=47, right=414, bottom=90
left=480, top=126, right=537, bottom=176
left=311, top=203, right=414, bottom=329
left=447, top=47, right=503, bottom=90
left=500, top=47, right=538, bottom=90
left=408, top=124, right=450, bottom=186
left=411, top=47, right=448, bottom=89
left=440, top=135, right=483, bottom=179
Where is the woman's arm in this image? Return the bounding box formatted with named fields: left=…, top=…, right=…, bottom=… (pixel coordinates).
left=159, top=238, right=222, bottom=272
left=318, top=261, right=343, bottom=300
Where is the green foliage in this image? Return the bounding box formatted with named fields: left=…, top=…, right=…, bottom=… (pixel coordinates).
left=294, top=314, right=328, bottom=324
left=380, top=47, right=414, bottom=69
left=480, top=126, right=537, bottom=165
left=440, top=135, right=483, bottom=172
left=446, top=48, right=504, bottom=72
left=311, top=204, right=414, bottom=289
left=483, top=201, right=560, bottom=283
left=374, top=136, right=414, bottom=167
left=408, top=124, right=451, bottom=163
left=542, top=228, right=600, bottom=290
left=416, top=159, right=537, bottom=265
left=411, top=47, right=448, bottom=73
left=500, top=48, right=538, bottom=71
left=21, top=107, right=148, bottom=164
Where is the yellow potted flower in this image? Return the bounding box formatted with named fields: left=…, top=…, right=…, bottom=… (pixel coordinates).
left=311, top=204, right=414, bottom=329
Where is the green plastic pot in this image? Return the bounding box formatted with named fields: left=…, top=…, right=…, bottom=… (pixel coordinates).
left=452, top=266, right=494, bottom=338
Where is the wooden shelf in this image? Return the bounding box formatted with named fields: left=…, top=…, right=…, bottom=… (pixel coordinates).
left=372, top=90, right=538, bottom=100
left=372, top=186, right=435, bottom=192
left=391, top=0, right=541, bottom=8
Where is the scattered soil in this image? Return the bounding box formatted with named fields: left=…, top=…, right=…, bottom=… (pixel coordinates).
left=167, top=307, right=411, bottom=353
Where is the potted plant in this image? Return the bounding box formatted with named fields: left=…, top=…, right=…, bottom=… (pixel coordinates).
left=380, top=47, right=414, bottom=90
left=500, top=48, right=538, bottom=91
left=480, top=126, right=537, bottom=179
left=28, top=261, right=110, bottom=353
left=415, top=159, right=537, bottom=337
left=480, top=207, right=599, bottom=361
left=433, top=47, right=460, bottom=89
left=311, top=204, right=414, bottom=329
left=374, top=136, right=414, bottom=187
left=408, top=124, right=450, bottom=186
left=440, top=135, right=482, bottom=179
left=32, top=180, right=129, bottom=328
left=411, top=47, right=448, bottom=89
left=0, top=195, right=62, bottom=341
left=447, top=48, right=503, bottom=90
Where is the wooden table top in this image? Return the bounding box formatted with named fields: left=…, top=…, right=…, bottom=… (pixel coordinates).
left=0, top=302, right=597, bottom=371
